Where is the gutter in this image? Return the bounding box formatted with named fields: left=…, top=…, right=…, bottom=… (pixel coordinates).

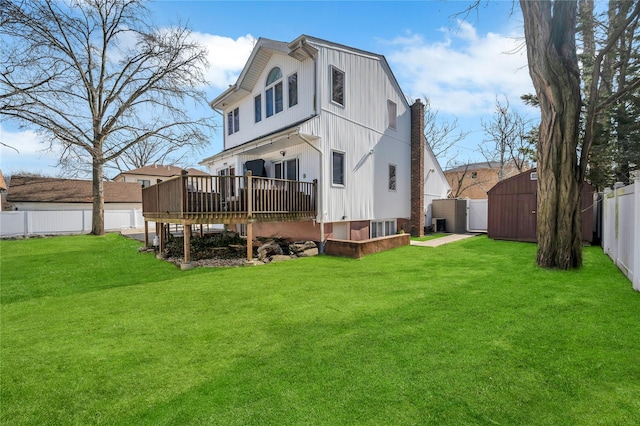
left=297, top=129, right=324, bottom=253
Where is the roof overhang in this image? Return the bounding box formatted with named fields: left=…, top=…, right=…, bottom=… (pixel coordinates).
left=200, top=117, right=319, bottom=166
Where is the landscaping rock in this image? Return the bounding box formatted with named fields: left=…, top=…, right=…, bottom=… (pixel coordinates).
left=257, top=242, right=283, bottom=262
left=289, top=241, right=317, bottom=255
left=270, top=255, right=296, bottom=262
left=298, top=247, right=319, bottom=257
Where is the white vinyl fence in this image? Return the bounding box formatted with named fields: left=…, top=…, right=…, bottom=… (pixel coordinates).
left=467, top=199, right=488, bottom=232
left=602, top=176, right=640, bottom=291
left=0, top=209, right=144, bottom=238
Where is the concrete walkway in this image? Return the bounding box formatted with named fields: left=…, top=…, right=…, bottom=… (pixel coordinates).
left=410, top=233, right=480, bottom=247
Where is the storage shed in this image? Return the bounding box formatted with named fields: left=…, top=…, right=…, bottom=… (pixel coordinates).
left=487, top=169, right=594, bottom=243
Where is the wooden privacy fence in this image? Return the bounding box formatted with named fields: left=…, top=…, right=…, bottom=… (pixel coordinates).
left=142, top=172, right=317, bottom=222
left=602, top=176, right=640, bottom=291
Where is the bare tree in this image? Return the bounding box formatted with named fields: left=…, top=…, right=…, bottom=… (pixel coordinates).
left=480, top=97, right=534, bottom=181
left=422, top=96, right=468, bottom=166
left=0, top=0, right=215, bottom=235
left=520, top=0, right=640, bottom=269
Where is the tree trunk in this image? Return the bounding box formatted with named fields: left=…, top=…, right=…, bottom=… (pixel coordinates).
left=520, top=0, right=583, bottom=269
left=91, top=160, right=105, bottom=235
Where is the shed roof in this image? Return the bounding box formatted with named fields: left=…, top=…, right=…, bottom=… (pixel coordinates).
left=7, top=176, right=142, bottom=203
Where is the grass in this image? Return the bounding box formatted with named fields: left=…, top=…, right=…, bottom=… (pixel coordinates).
left=1, top=233, right=639, bottom=425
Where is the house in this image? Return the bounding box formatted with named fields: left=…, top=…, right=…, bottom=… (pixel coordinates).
left=487, top=169, right=595, bottom=243
left=0, top=170, right=7, bottom=211
left=445, top=161, right=525, bottom=199
left=141, top=35, right=450, bottom=264
left=6, top=176, right=142, bottom=210
left=113, top=165, right=210, bottom=188
left=199, top=35, right=448, bottom=238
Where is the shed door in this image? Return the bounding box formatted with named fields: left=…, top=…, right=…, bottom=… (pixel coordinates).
left=517, top=194, right=537, bottom=241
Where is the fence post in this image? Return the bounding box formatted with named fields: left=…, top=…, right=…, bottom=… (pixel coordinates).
left=634, top=175, right=640, bottom=291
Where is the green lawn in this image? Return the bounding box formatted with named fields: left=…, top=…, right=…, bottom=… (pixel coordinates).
left=1, top=234, right=639, bottom=425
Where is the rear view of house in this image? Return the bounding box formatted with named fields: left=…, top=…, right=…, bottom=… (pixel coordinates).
left=141, top=35, right=449, bottom=262
left=199, top=35, right=449, bottom=241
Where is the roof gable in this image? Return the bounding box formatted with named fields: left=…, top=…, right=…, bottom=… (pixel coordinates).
left=7, top=176, right=142, bottom=203
left=210, top=34, right=408, bottom=110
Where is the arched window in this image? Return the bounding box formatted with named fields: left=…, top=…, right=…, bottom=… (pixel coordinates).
left=265, top=67, right=283, bottom=117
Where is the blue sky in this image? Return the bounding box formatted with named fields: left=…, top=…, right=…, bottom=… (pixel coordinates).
left=0, top=0, right=536, bottom=178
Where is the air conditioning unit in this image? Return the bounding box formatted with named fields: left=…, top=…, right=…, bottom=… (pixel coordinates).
left=432, top=218, right=446, bottom=232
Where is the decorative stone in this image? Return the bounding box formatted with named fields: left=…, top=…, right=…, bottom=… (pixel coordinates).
left=298, top=247, right=318, bottom=257
left=270, top=255, right=296, bottom=262
left=289, top=240, right=317, bottom=255
left=257, top=242, right=283, bottom=262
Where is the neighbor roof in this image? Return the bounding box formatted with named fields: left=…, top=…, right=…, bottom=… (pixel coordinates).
left=114, top=165, right=210, bottom=179
left=7, top=176, right=142, bottom=203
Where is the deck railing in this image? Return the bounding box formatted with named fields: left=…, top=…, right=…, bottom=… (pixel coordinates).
left=142, top=172, right=317, bottom=221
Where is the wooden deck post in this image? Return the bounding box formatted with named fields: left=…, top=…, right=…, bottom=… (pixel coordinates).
left=246, top=170, right=253, bottom=261
left=247, top=222, right=253, bottom=261
left=144, top=220, right=149, bottom=246
left=157, top=222, right=164, bottom=259
left=182, top=222, right=193, bottom=269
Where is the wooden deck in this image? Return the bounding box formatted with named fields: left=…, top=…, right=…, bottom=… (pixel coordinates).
left=142, top=172, right=317, bottom=224
left=141, top=172, right=317, bottom=266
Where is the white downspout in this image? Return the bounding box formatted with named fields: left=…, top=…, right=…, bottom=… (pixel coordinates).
left=297, top=129, right=324, bottom=253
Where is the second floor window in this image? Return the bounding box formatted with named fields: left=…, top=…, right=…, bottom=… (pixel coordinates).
left=388, top=164, right=397, bottom=191
left=254, top=94, right=262, bottom=123
left=265, top=67, right=283, bottom=118
left=288, top=73, right=298, bottom=107
left=227, top=107, right=239, bottom=135
left=331, top=66, right=345, bottom=106
left=387, top=100, right=397, bottom=129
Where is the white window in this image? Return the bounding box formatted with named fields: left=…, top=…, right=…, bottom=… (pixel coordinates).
left=371, top=220, right=396, bottom=238
left=254, top=94, right=262, bottom=123
left=227, top=107, right=239, bottom=135
left=137, top=179, right=150, bottom=188
left=388, top=164, right=397, bottom=191
left=332, top=150, right=345, bottom=186
left=288, top=73, right=298, bottom=107
left=387, top=100, right=397, bottom=129
left=331, top=66, right=345, bottom=106
left=265, top=67, right=283, bottom=118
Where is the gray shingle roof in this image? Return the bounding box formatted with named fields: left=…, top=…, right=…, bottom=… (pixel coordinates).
left=7, top=176, right=142, bottom=203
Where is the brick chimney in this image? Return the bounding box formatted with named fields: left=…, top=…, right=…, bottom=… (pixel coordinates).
left=410, top=99, right=425, bottom=237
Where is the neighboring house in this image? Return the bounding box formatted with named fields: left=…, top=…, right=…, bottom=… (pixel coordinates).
left=114, top=165, right=210, bottom=188
left=7, top=176, right=142, bottom=210
left=0, top=170, right=7, bottom=211
left=198, top=34, right=450, bottom=241
left=444, top=161, right=525, bottom=199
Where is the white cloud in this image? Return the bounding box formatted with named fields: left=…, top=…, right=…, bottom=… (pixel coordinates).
left=192, top=33, right=256, bottom=90
left=385, top=23, right=533, bottom=116
left=0, top=125, right=62, bottom=176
